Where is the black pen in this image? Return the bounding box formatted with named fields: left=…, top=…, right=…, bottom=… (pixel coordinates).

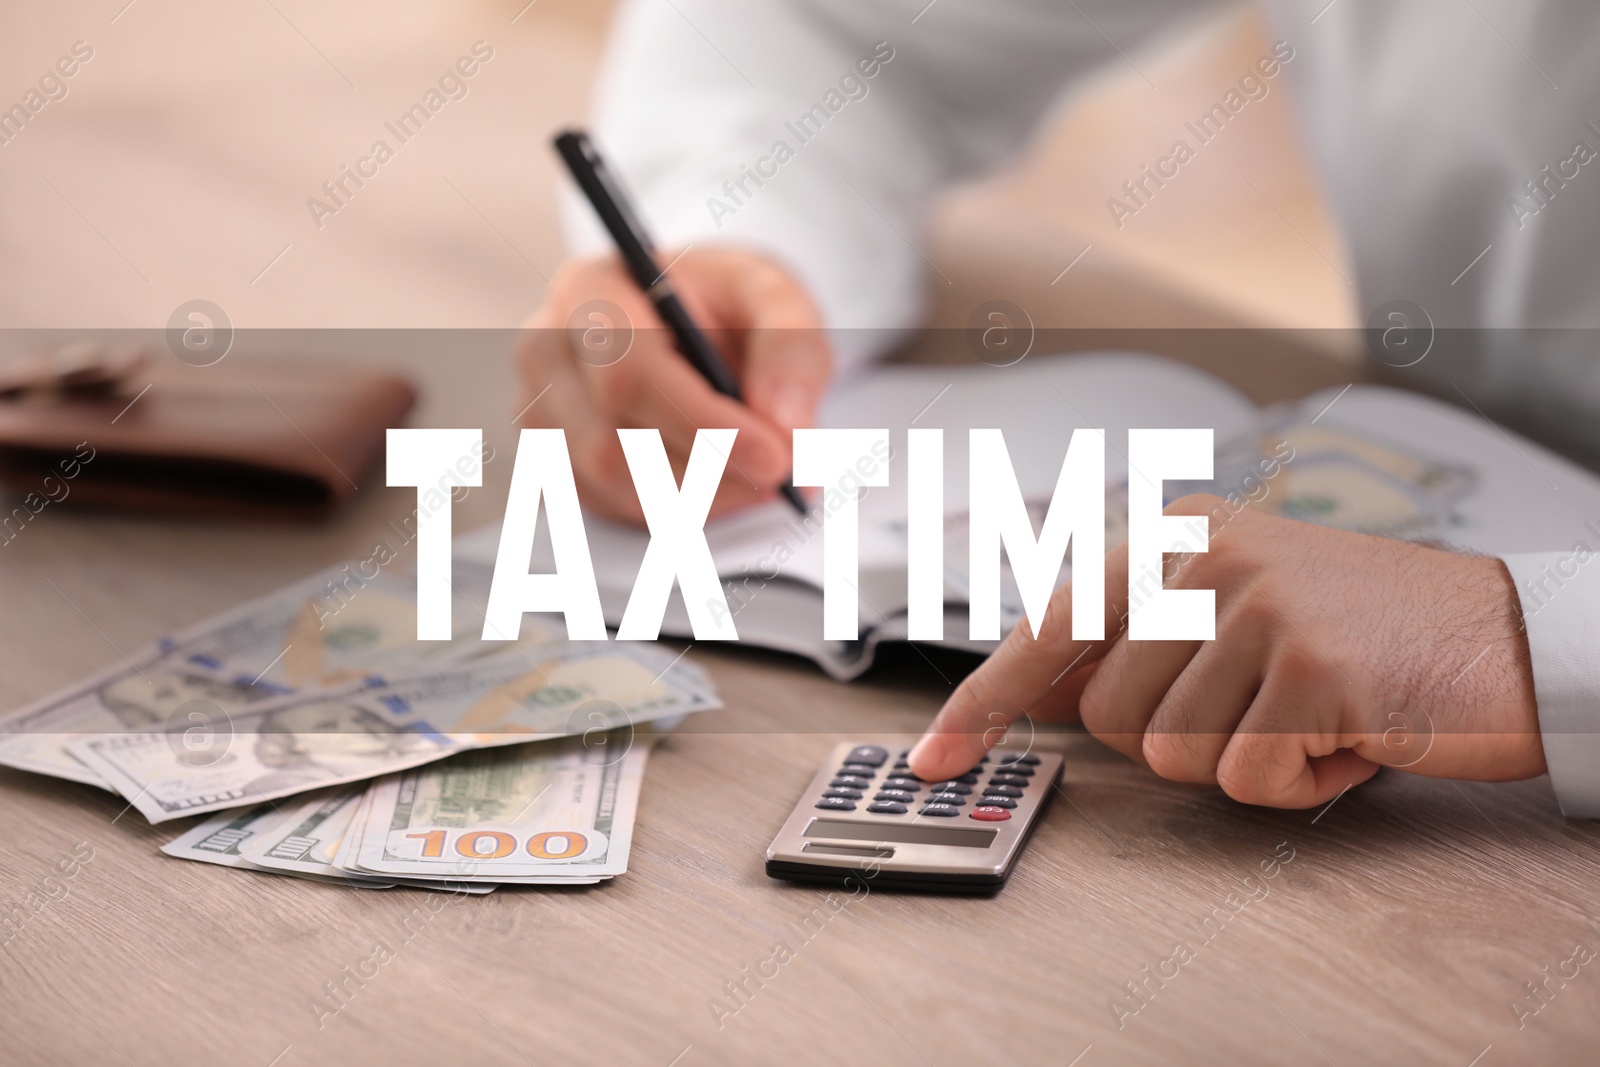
left=554, top=129, right=809, bottom=516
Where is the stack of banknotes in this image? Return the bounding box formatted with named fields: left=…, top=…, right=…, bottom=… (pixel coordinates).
left=0, top=556, right=719, bottom=892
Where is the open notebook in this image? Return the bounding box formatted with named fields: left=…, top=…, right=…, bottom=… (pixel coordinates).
left=457, top=352, right=1600, bottom=679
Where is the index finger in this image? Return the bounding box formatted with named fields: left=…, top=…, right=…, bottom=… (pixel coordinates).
left=908, top=540, right=1132, bottom=781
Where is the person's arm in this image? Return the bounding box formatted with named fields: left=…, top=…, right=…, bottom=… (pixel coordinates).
left=528, top=0, right=1225, bottom=521
left=1501, top=553, right=1600, bottom=816
left=567, top=0, right=1226, bottom=371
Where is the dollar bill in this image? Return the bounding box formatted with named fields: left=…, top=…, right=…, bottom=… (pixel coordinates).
left=346, top=734, right=647, bottom=882
left=159, top=799, right=381, bottom=886
left=241, top=787, right=396, bottom=884
left=331, top=778, right=381, bottom=873
left=244, top=787, right=494, bottom=893
left=325, top=778, right=540, bottom=887
left=0, top=662, right=278, bottom=787
left=1263, top=423, right=1475, bottom=538
left=66, top=648, right=713, bottom=823
left=0, top=537, right=716, bottom=791
left=0, top=558, right=498, bottom=785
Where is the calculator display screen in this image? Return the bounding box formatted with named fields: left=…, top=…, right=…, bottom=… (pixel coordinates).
left=804, top=819, right=997, bottom=849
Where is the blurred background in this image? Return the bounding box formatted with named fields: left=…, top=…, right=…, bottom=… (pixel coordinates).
left=0, top=0, right=1358, bottom=362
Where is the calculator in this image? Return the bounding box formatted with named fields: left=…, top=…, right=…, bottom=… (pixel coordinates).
left=765, top=741, right=1063, bottom=894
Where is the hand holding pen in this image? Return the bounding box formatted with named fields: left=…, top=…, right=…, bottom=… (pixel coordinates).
left=511, top=129, right=830, bottom=522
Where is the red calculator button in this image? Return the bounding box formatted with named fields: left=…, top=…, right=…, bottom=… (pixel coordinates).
left=970, top=807, right=1011, bottom=822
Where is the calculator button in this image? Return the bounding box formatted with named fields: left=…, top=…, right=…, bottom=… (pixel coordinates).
left=927, top=782, right=972, bottom=795
left=988, top=774, right=1031, bottom=788
left=994, top=764, right=1035, bottom=776
left=970, top=807, right=1012, bottom=822
left=875, top=790, right=917, bottom=803
left=973, top=796, right=1016, bottom=808
left=994, top=753, right=1041, bottom=766
left=867, top=801, right=908, bottom=815
left=882, top=777, right=922, bottom=791
left=823, top=788, right=863, bottom=800
left=839, top=763, right=879, bottom=777
left=982, top=785, right=1024, bottom=799
left=830, top=776, right=872, bottom=790
left=846, top=746, right=889, bottom=767
left=920, top=804, right=961, bottom=817
left=924, top=793, right=965, bottom=806
left=946, top=773, right=980, bottom=785
left=815, top=797, right=857, bottom=811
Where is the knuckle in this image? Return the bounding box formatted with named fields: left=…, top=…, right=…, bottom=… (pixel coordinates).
left=1271, top=641, right=1329, bottom=689
left=1215, top=751, right=1272, bottom=806
left=1141, top=730, right=1192, bottom=782
left=1142, top=707, right=1215, bottom=784
left=1077, top=674, right=1116, bottom=735
left=1217, top=773, right=1266, bottom=807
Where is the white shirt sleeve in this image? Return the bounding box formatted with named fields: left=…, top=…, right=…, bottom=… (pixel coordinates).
left=1501, top=552, right=1600, bottom=817
left=566, top=0, right=1225, bottom=372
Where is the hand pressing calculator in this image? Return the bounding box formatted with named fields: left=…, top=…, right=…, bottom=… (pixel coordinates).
left=765, top=741, right=1063, bottom=894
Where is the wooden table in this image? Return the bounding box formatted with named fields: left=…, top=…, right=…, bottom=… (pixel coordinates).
left=2, top=337, right=1598, bottom=1067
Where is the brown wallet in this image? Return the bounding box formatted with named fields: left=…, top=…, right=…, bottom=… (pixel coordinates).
left=0, top=346, right=417, bottom=521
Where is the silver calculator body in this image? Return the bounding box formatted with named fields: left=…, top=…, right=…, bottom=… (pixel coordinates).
left=765, top=741, right=1063, bottom=894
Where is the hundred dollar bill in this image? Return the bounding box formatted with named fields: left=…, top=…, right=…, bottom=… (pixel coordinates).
left=245, top=787, right=494, bottom=893
left=242, top=787, right=397, bottom=884
left=159, top=800, right=384, bottom=886
left=348, top=734, right=647, bottom=882
left=328, top=778, right=536, bottom=886
left=0, top=557, right=515, bottom=786
left=1261, top=422, right=1475, bottom=539
left=151, top=555, right=517, bottom=693
left=66, top=648, right=713, bottom=823
left=337, top=776, right=559, bottom=889
left=330, top=779, right=381, bottom=873
left=0, top=662, right=278, bottom=787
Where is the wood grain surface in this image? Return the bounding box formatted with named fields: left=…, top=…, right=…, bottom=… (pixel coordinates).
left=0, top=340, right=1597, bottom=1067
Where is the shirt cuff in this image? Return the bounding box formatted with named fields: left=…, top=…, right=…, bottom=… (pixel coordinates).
left=1501, top=551, right=1600, bottom=817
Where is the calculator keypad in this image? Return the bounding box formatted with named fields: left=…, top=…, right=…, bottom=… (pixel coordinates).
left=811, top=747, right=1047, bottom=822
left=845, top=745, right=890, bottom=767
